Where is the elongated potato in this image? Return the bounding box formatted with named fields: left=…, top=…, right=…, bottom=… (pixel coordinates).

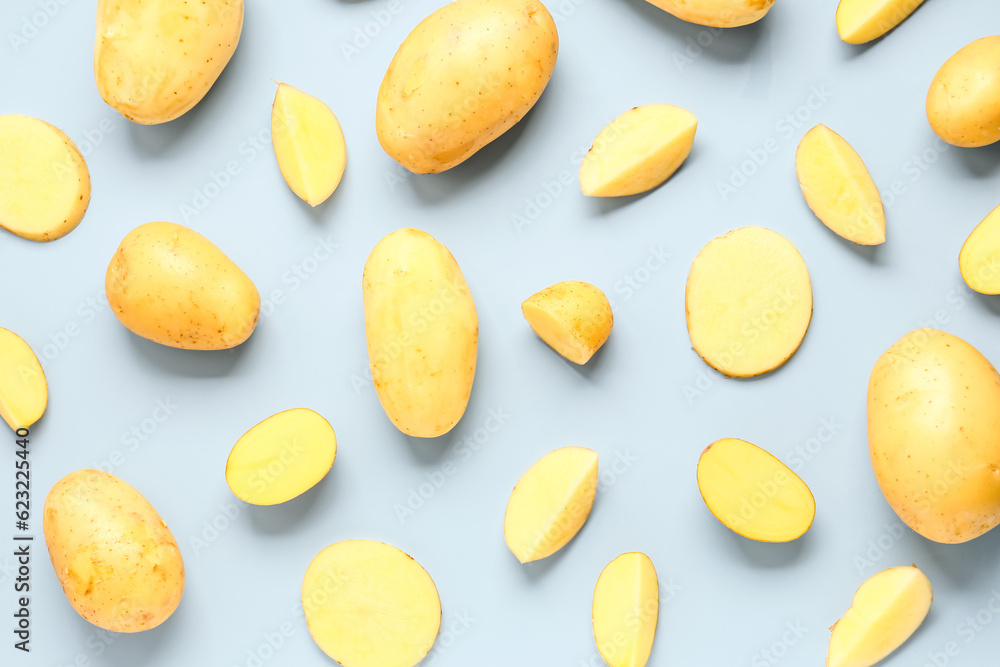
left=0, top=328, right=47, bottom=431
left=927, top=37, right=1000, bottom=147
left=959, top=204, right=1000, bottom=294
left=95, top=0, right=244, bottom=124
left=376, top=0, right=558, bottom=174
left=105, top=221, right=260, bottom=350
left=592, top=553, right=658, bottom=667
left=0, top=114, right=90, bottom=242
left=303, top=540, right=441, bottom=667
left=43, top=469, right=184, bottom=632
left=522, top=281, right=612, bottom=364
left=836, top=0, right=926, bottom=44
left=504, top=446, right=598, bottom=563
left=363, top=229, right=478, bottom=437
left=644, top=0, right=775, bottom=27
left=868, top=329, right=1000, bottom=543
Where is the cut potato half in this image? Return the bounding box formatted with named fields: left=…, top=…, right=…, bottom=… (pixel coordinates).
left=580, top=105, right=697, bottom=197
left=796, top=124, right=885, bottom=245
left=959, top=204, right=1000, bottom=294
left=697, top=438, right=815, bottom=542
left=593, top=552, right=659, bottom=667
left=685, top=226, right=813, bottom=377
left=522, top=281, right=613, bottom=364
left=302, top=540, right=441, bottom=667
left=0, top=114, right=90, bottom=242
left=836, top=0, right=926, bottom=44
left=828, top=565, right=932, bottom=667
left=0, top=328, right=47, bottom=431
left=504, top=446, right=598, bottom=563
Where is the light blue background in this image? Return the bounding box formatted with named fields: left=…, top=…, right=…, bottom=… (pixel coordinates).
left=5, top=0, right=1000, bottom=665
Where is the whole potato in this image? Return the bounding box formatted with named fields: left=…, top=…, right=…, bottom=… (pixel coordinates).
left=868, top=328, right=1000, bottom=543
left=644, top=0, right=775, bottom=27
left=927, top=36, right=1000, bottom=147
left=376, top=0, right=558, bottom=174
left=43, top=469, right=184, bottom=632
left=105, top=221, right=260, bottom=350
left=95, top=0, right=243, bottom=124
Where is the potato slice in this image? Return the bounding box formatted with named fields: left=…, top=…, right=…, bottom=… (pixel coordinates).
left=504, top=446, right=598, bottom=563
left=271, top=82, right=347, bottom=207
left=643, top=0, right=775, bottom=27
left=796, top=125, right=885, bottom=245
left=522, top=281, right=612, bottom=364
left=579, top=105, right=697, bottom=197
left=697, top=438, right=815, bottom=542
left=685, top=226, right=812, bottom=378
left=0, top=114, right=90, bottom=242
left=835, top=0, right=926, bottom=44
left=302, top=540, right=441, bottom=667
left=959, top=204, right=1000, bottom=294
left=592, top=552, right=659, bottom=667
left=0, top=328, right=47, bottom=431
left=225, top=408, right=336, bottom=505
left=828, top=566, right=932, bottom=667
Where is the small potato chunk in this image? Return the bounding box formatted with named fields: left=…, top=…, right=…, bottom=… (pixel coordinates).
left=226, top=408, right=337, bottom=505
left=504, top=446, right=598, bottom=563
left=579, top=105, right=697, bottom=197
left=927, top=37, right=1000, bottom=148
left=522, top=281, right=612, bottom=364
left=836, top=0, right=926, bottom=44
left=685, top=226, right=813, bottom=377
left=302, top=540, right=441, bottom=667
left=828, top=566, right=932, bottom=667
left=0, top=114, right=90, bottom=242
left=959, top=204, right=1000, bottom=294
left=644, top=0, right=775, bottom=27
left=0, top=328, right=47, bottom=431
left=592, top=553, right=659, bottom=667
left=271, top=83, right=347, bottom=206
left=697, top=438, right=815, bottom=542
left=796, top=124, right=885, bottom=245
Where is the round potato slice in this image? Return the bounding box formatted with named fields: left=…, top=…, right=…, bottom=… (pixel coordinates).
left=685, top=226, right=813, bottom=377
left=0, top=114, right=90, bottom=242
left=225, top=408, right=336, bottom=505
left=302, top=540, right=441, bottom=667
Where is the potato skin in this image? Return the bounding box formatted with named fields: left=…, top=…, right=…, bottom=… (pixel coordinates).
left=927, top=36, right=1000, bottom=147
left=868, top=329, right=1000, bottom=543
left=95, top=0, right=244, bottom=124
left=376, top=0, right=558, bottom=174
left=644, top=0, right=775, bottom=27
left=363, top=228, right=478, bottom=437
left=105, top=221, right=260, bottom=350
left=43, top=469, right=184, bottom=632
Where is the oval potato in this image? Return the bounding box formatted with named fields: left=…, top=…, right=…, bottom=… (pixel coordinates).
left=927, top=36, right=1000, bottom=148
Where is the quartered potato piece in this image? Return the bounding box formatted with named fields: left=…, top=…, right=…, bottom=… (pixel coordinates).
left=0, top=328, right=47, bottom=431
left=836, top=0, right=926, bottom=44
left=522, top=281, right=613, bottom=364
left=959, top=204, right=1000, bottom=294
left=592, top=552, right=659, bottom=667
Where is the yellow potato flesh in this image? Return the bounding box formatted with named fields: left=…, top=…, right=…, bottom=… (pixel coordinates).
left=927, top=36, right=1000, bottom=148
left=271, top=83, right=346, bottom=206
left=592, top=552, right=658, bottom=667
left=796, top=124, right=885, bottom=245
left=697, top=438, right=815, bottom=542
left=363, top=228, right=478, bottom=438
left=836, top=0, right=926, bottom=44
left=302, top=540, right=441, bottom=667
left=959, top=204, right=1000, bottom=294
left=225, top=408, right=336, bottom=505
left=0, top=328, right=47, bottom=431
left=0, top=114, right=90, bottom=242
left=580, top=104, right=697, bottom=197
left=43, top=469, right=184, bottom=632
left=868, top=328, right=1000, bottom=543
left=685, top=226, right=813, bottom=378
left=504, top=446, right=598, bottom=563
left=643, top=0, right=775, bottom=27
left=105, top=221, right=260, bottom=350
left=376, top=0, right=558, bottom=174
left=828, top=566, right=932, bottom=667
left=95, top=0, right=243, bottom=124
left=522, top=281, right=613, bottom=364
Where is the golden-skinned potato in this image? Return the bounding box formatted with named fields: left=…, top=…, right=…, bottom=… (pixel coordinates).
left=836, top=0, right=926, bottom=44
left=644, top=0, right=775, bottom=27
left=927, top=36, right=1000, bottom=147
left=522, top=281, right=613, bottom=364
left=0, top=328, right=47, bottom=431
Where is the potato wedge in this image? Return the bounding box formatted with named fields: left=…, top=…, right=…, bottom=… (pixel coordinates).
left=697, top=438, right=815, bottom=542
left=592, top=552, right=658, bottom=667
left=522, top=281, right=612, bottom=364
left=927, top=37, right=1000, bottom=148
left=0, top=328, right=47, bottom=431
left=0, top=114, right=90, bottom=242
left=828, top=566, right=932, bottom=667
left=959, top=204, right=1000, bottom=294
left=836, top=0, right=926, bottom=44
left=302, top=540, right=441, bottom=667
left=579, top=105, right=697, bottom=197
left=504, top=446, right=598, bottom=563
left=796, top=124, right=885, bottom=245
left=271, top=83, right=346, bottom=206
left=685, top=227, right=813, bottom=377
